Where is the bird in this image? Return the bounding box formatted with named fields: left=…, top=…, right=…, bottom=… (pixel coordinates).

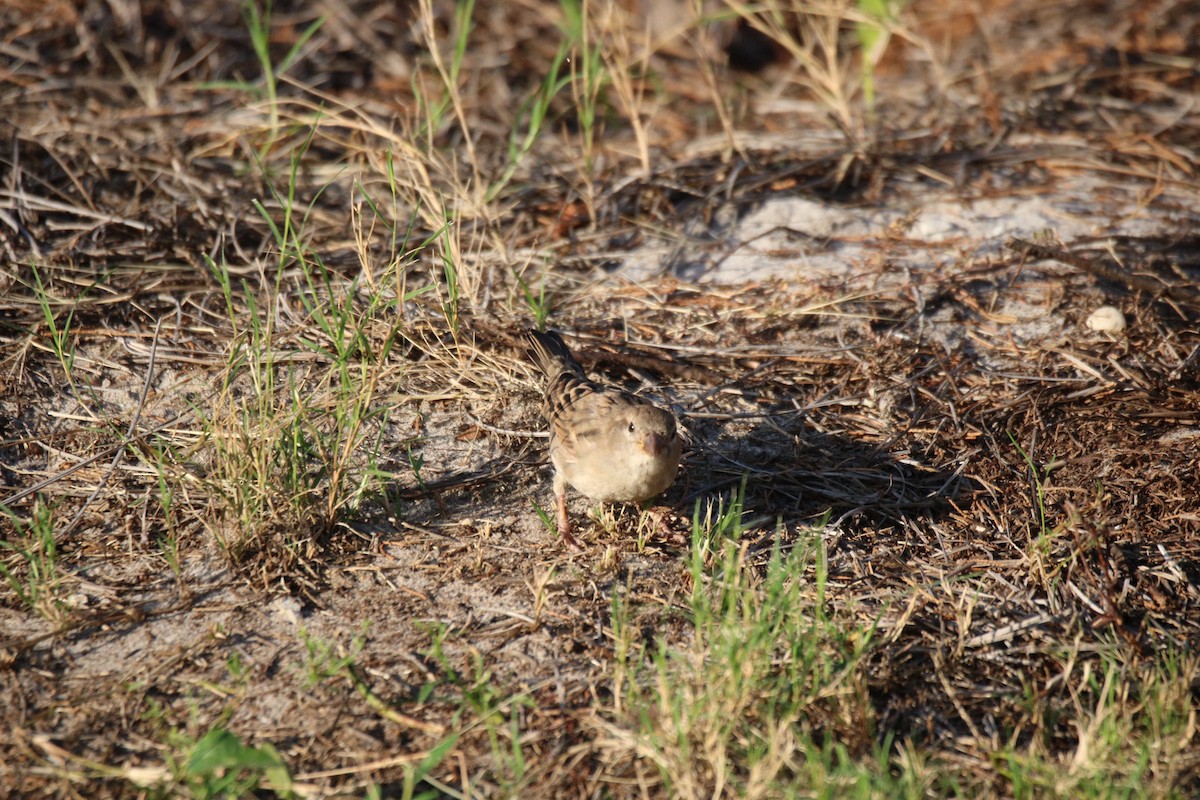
left=526, top=329, right=683, bottom=547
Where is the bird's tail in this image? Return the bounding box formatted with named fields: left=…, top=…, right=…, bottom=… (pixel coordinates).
left=526, top=329, right=584, bottom=379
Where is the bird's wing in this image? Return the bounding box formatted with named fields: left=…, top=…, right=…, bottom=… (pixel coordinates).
left=550, top=384, right=642, bottom=461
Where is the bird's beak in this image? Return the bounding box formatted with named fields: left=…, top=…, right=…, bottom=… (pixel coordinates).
left=643, top=432, right=667, bottom=456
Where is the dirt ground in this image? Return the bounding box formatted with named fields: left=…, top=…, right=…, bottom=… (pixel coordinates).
left=2, top=0, right=1200, bottom=797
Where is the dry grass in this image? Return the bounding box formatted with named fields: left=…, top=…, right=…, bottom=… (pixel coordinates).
left=2, top=0, right=1200, bottom=797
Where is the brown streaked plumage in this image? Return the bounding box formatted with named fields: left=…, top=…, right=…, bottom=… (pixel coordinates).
left=526, top=329, right=683, bottom=547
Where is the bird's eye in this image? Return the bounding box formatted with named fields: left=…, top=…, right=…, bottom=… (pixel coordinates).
left=628, top=421, right=636, bottom=433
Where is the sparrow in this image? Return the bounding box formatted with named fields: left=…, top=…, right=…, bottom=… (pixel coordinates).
left=526, top=329, right=683, bottom=547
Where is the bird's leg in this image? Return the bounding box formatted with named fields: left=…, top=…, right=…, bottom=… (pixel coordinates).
left=554, top=475, right=583, bottom=550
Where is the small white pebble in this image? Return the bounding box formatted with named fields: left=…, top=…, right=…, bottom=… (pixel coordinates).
left=1086, top=305, right=1126, bottom=333
left=270, top=596, right=303, bottom=626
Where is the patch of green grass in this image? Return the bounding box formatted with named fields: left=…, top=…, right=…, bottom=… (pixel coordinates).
left=415, top=622, right=538, bottom=796
left=138, top=723, right=293, bottom=799
left=118, top=676, right=294, bottom=799
left=30, top=690, right=294, bottom=798
left=437, top=222, right=461, bottom=334
left=996, top=645, right=1199, bottom=799
left=689, top=476, right=750, bottom=567
left=1008, top=432, right=1061, bottom=543
left=462, top=650, right=535, bottom=795
left=514, top=263, right=554, bottom=331
left=29, top=263, right=78, bottom=394
left=241, top=0, right=326, bottom=158
left=125, top=436, right=190, bottom=593
left=196, top=131, right=428, bottom=579
left=487, top=40, right=574, bottom=203
left=558, top=0, right=611, bottom=172
left=298, top=622, right=369, bottom=687
left=1008, top=432, right=1066, bottom=590
left=530, top=498, right=556, bottom=538
left=0, top=498, right=68, bottom=625
left=854, top=0, right=907, bottom=111
left=605, top=488, right=911, bottom=798
left=174, top=727, right=293, bottom=799
left=199, top=246, right=325, bottom=568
